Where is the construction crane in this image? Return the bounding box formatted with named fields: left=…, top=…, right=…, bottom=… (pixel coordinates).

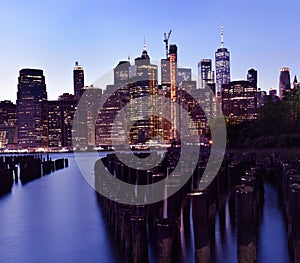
left=163, top=30, right=172, bottom=59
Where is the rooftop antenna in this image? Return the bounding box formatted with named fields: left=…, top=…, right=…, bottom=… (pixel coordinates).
left=221, top=23, right=224, bottom=48
left=143, top=35, right=147, bottom=51
left=163, top=30, right=172, bottom=59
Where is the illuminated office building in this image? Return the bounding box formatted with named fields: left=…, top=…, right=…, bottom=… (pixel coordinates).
left=215, top=26, right=230, bottom=94
left=17, top=69, right=48, bottom=148
left=198, top=59, right=215, bottom=90
left=73, top=61, right=84, bottom=99
left=222, top=80, right=257, bottom=123
left=47, top=93, right=78, bottom=148
left=128, top=44, right=159, bottom=144
left=0, top=100, right=17, bottom=148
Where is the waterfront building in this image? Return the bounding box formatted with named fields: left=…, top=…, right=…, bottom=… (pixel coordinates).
left=0, top=100, right=17, bottom=148
left=16, top=68, right=48, bottom=148
left=48, top=93, right=78, bottom=148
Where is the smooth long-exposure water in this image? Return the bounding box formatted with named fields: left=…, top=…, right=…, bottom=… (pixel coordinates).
left=0, top=153, right=291, bottom=262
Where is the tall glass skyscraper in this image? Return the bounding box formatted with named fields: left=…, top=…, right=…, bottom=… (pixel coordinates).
left=73, top=61, right=84, bottom=99
left=215, top=26, right=230, bottom=94
left=17, top=69, right=48, bottom=148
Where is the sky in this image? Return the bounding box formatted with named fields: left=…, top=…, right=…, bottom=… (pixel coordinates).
left=1, top=0, right=300, bottom=102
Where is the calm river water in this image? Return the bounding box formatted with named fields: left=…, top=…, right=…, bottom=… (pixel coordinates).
left=0, top=153, right=291, bottom=262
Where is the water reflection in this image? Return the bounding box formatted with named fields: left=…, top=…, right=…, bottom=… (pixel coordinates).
left=0, top=153, right=292, bottom=263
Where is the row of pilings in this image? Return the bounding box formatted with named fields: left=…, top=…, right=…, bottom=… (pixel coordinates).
left=273, top=157, right=300, bottom=262
left=0, top=154, right=68, bottom=195
left=94, top=149, right=266, bottom=263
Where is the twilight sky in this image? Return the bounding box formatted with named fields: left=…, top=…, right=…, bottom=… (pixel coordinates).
left=0, top=0, right=299, bottom=101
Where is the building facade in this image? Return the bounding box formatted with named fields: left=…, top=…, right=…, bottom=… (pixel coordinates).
left=48, top=93, right=78, bottom=148
left=222, top=80, right=257, bottom=123
left=279, top=67, right=291, bottom=99
left=215, top=26, right=230, bottom=94
left=0, top=100, right=17, bottom=148
left=17, top=69, right=48, bottom=148
left=73, top=61, right=84, bottom=99
left=198, top=59, right=215, bottom=90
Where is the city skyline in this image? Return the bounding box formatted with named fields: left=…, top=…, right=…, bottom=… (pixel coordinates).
left=1, top=0, right=300, bottom=102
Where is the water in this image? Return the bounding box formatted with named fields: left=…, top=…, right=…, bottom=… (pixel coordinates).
left=0, top=153, right=122, bottom=263
left=0, top=153, right=291, bottom=262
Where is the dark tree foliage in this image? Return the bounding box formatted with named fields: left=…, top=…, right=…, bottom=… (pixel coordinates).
left=226, top=87, right=300, bottom=149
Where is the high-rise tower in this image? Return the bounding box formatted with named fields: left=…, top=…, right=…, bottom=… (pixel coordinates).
left=169, top=44, right=179, bottom=142
left=198, top=59, right=214, bottom=89
left=17, top=68, right=48, bottom=148
left=279, top=67, right=291, bottom=99
left=215, top=25, right=230, bottom=94
left=73, top=61, right=84, bottom=99
left=247, top=68, right=258, bottom=88
left=128, top=44, right=158, bottom=144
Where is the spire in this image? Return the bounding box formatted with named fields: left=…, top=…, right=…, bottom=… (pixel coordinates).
left=143, top=36, right=147, bottom=52
left=221, top=23, right=224, bottom=48
left=141, top=36, right=149, bottom=59
left=294, top=75, right=298, bottom=84
left=293, top=75, right=298, bottom=89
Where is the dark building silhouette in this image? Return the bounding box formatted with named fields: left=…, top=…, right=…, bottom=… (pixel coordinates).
left=247, top=68, right=257, bottom=88
left=215, top=26, right=230, bottom=94
left=293, top=75, right=299, bottom=89
left=256, top=88, right=267, bottom=108
left=73, top=61, right=84, bottom=99
left=17, top=68, right=48, bottom=148
left=279, top=67, right=291, bottom=99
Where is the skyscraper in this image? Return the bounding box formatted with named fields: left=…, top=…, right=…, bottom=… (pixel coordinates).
left=215, top=25, right=230, bottom=94
left=0, top=100, right=17, bottom=148
left=129, top=44, right=158, bottom=144
left=247, top=68, right=258, bottom=88
left=17, top=69, right=48, bottom=148
left=198, top=59, right=214, bottom=89
left=48, top=93, right=78, bottom=148
left=169, top=44, right=179, bottom=142
left=222, top=80, right=257, bottom=123
left=177, top=68, right=191, bottom=85
left=73, top=61, right=84, bottom=99
left=279, top=67, right=291, bottom=99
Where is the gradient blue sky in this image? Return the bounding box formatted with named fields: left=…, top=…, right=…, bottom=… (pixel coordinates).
left=1, top=0, right=299, bottom=101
